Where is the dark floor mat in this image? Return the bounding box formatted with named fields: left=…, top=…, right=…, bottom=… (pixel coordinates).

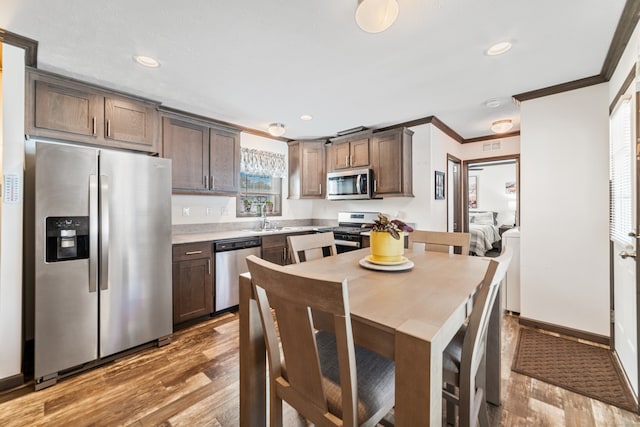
left=512, top=328, right=637, bottom=413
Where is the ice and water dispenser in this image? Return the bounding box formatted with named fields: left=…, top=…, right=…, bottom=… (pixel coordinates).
left=45, top=216, right=90, bottom=262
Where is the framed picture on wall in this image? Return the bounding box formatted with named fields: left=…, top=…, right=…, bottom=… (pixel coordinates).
left=468, top=176, right=478, bottom=208
left=435, top=171, right=445, bottom=200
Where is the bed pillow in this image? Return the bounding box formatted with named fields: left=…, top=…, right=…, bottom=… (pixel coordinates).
left=472, top=212, right=495, bottom=225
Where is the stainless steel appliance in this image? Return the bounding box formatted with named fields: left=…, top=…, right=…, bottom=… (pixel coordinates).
left=326, top=169, right=373, bottom=200
left=214, top=236, right=262, bottom=312
left=24, top=140, right=172, bottom=390
left=316, top=211, right=379, bottom=253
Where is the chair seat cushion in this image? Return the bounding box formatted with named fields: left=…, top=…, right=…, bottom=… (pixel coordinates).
left=315, top=330, right=395, bottom=425
left=443, top=325, right=467, bottom=385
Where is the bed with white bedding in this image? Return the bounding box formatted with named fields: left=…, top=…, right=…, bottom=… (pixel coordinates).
left=469, top=211, right=501, bottom=256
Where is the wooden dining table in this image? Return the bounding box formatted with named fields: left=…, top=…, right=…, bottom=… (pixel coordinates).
left=239, top=247, right=502, bottom=426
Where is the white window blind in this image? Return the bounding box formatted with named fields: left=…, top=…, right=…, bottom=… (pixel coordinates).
left=609, top=96, right=632, bottom=246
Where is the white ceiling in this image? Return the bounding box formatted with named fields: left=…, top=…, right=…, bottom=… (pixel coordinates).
left=0, top=0, right=627, bottom=140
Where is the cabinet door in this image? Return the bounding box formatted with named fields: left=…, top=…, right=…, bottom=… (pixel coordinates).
left=105, top=96, right=157, bottom=151
left=301, top=141, right=325, bottom=198
left=209, top=127, right=240, bottom=194
left=371, top=128, right=413, bottom=196
left=332, top=140, right=351, bottom=170
left=33, top=79, right=101, bottom=138
left=350, top=137, right=370, bottom=168
left=163, top=117, right=210, bottom=192
left=261, top=234, right=288, bottom=265
left=172, top=257, right=213, bottom=324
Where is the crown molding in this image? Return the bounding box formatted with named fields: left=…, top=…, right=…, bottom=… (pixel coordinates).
left=0, top=28, right=37, bottom=66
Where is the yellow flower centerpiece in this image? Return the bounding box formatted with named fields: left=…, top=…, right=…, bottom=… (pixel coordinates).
left=366, top=213, right=413, bottom=263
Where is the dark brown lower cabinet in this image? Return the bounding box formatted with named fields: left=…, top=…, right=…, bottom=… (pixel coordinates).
left=261, top=231, right=313, bottom=265
left=172, top=242, right=214, bottom=325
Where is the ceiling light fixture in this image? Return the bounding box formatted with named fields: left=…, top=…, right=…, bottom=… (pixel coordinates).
left=133, top=55, right=160, bottom=68
left=490, top=119, right=513, bottom=134
left=484, top=99, right=501, bottom=108
left=355, top=0, right=399, bottom=33
left=300, top=114, right=313, bottom=121
left=486, top=41, right=512, bottom=56
left=268, top=123, right=286, bottom=137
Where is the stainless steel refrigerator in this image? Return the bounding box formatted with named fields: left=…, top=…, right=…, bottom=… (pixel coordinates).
left=24, top=140, right=172, bottom=390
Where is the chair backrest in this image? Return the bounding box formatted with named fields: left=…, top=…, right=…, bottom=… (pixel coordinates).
left=246, top=255, right=358, bottom=426
left=459, top=246, right=513, bottom=422
left=408, top=230, right=471, bottom=255
left=287, top=232, right=337, bottom=264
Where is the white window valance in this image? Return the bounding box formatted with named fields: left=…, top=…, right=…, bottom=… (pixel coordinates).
left=241, top=148, right=287, bottom=178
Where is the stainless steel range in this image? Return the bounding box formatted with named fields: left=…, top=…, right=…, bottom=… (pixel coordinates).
left=316, top=211, right=380, bottom=253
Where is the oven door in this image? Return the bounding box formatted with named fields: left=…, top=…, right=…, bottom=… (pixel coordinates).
left=333, top=235, right=362, bottom=254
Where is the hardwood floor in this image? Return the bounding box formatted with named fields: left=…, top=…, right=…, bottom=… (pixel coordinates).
left=1, top=312, right=639, bottom=426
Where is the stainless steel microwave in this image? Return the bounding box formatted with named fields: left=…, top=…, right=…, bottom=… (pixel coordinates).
left=326, top=168, right=372, bottom=200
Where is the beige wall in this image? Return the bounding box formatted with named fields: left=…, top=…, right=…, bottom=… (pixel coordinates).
left=520, top=83, right=610, bottom=336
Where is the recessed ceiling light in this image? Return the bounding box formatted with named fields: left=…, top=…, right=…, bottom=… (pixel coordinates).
left=490, top=119, right=513, bottom=134
left=484, top=99, right=501, bottom=108
left=486, top=41, right=512, bottom=56
left=133, top=55, right=160, bottom=68
left=268, top=123, right=286, bottom=137
left=300, top=114, right=313, bottom=121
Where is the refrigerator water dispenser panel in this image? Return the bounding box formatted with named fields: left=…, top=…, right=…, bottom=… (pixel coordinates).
left=45, top=216, right=90, bottom=262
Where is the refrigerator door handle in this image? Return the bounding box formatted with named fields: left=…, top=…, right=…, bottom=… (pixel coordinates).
left=100, top=174, right=110, bottom=291
left=89, top=175, right=99, bottom=293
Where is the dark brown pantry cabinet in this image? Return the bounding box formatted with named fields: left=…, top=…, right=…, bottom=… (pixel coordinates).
left=288, top=140, right=325, bottom=199
left=172, top=242, right=214, bottom=325
left=162, top=112, right=241, bottom=195
left=26, top=69, right=160, bottom=153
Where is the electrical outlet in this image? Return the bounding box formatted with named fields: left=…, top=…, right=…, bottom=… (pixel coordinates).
left=182, top=207, right=190, bottom=216
left=206, top=207, right=214, bottom=216
left=220, top=207, right=228, bottom=216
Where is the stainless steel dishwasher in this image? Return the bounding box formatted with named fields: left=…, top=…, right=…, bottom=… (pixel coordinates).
left=214, top=236, right=262, bottom=312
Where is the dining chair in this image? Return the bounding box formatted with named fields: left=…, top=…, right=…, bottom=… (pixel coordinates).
left=245, top=255, right=395, bottom=427
left=287, top=232, right=337, bottom=264
left=408, top=230, right=471, bottom=255
left=441, top=246, right=513, bottom=427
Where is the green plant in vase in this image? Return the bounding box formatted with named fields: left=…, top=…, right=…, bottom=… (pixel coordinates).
left=242, top=199, right=252, bottom=213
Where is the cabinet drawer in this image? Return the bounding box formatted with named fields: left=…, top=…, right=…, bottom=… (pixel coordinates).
left=172, top=242, right=213, bottom=261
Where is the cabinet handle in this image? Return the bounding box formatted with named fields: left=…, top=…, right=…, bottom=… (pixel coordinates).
left=207, top=259, right=211, bottom=275
left=106, top=119, right=111, bottom=137
left=374, top=180, right=377, bottom=192
left=185, top=250, right=203, bottom=255
left=345, top=155, right=349, bottom=167
left=204, top=175, right=208, bottom=189
left=350, top=155, right=353, bottom=166
left=283, top=247, right=287, bottom=262
left=92, top=117, right=97, bottom=135
left=210, top=175, right=215, bottom=190
left=319, top=183, right=322, bottom=194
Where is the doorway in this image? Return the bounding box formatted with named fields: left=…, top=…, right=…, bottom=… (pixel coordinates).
left=463, top=155, right=520, bottom=257
left=447, top=155, right=462, bottom=232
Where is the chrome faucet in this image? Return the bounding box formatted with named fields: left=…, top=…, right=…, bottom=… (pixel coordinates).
left=260, top=204, right=270, bottom=230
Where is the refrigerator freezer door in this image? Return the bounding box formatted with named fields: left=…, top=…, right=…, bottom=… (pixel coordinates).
left=98, top=150, right=172, bottom=357
left=33, top=142, right=99, bottom=379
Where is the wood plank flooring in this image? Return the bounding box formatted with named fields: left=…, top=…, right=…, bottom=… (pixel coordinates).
left=1, top=312, right=639, bottom=426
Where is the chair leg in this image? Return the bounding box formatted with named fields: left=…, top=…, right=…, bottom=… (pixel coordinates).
left=445, top=383, right=457, bottom=426
left=476, top=356, right=489, bottom=427
left=270, top=393, right=283, bottom=427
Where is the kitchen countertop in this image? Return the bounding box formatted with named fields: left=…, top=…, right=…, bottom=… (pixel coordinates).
left=172, top=225, right=320, bottom=245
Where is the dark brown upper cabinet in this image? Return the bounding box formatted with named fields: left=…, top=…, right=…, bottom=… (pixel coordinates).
left=329, top=133, right=371, bottom=171
left=370, top=127, right=414, bottom=197
left=162, top=113, right=240, bottom=195
left=26, top=69, right=159, bottom=153
left=288, top=140, right=325, bottom=199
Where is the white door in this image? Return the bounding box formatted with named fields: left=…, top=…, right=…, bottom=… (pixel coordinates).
left=610, top=88, right=638, bottom=396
